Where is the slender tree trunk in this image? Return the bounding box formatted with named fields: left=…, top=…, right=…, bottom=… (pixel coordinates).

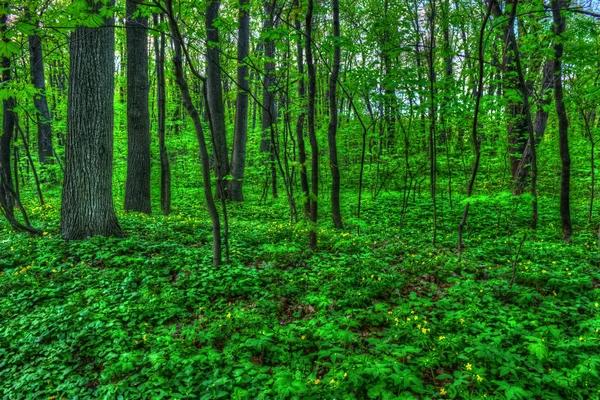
left=328, top=0, right=343, bottom=229
left=294, top=0, right=310, bottom=219
left=458, top=1, right=492, bottom=253
left=154, top=13, right=171, bottom=215
left=0, top=7, right=15, bottom=222
left=306, top=0, right=319, bottom=249
left=552, top=0, right=572, bottom=242
left=125, top=0, right=152, bottom=214
left=428, top=0, right=437, bottom=245
left=261, top=0, right=278, bottom=198
left=206, top=0, right=230, bottom=199
left=165, top=0, right=222, bottom=266
left=229, top=0, right=250, bottom=201
left=61, top=0, right=122, bottom=239
left=28, top=32, right=54, bottom=164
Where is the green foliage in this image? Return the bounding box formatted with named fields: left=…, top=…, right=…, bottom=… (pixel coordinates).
left=2, top=194, right=600, bottom=399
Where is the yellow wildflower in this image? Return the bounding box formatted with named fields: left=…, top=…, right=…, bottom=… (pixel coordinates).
left=477, top=375, right=483, bottom=382
left=315, top=379, right=320, bottom=385
left=440, top=388, right=447, bottom=395
left=466, top=363, right=472, bottom=370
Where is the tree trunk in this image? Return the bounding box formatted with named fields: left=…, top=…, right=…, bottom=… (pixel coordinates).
left=261, top=0, right=278, bottom=198
left=154, top=13, right=171, bottom=215
left=61, top=0, right=122, bottom=239
left=552, top=0, right=572, bottom=242
left=328, top=0, right=343, bottom=229
left=28, top=32, right=54, bottom=164
left=205, top=0, right=230, bottom=199
left=228, top=0, right=250, bottom=201
left=294, top=0, right=310, bottom=219
left=165, top=0, right=222, bottom=266
left=306, top=0, right=319, bottom=249
left=125, top=0, right=152, bottom=214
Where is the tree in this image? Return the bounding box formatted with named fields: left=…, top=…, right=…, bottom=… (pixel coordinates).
left=154, top=13, right=171, bottom=215
left=205, top=0, right=230, bottom=200
left=28, top=23, right=54, bottom=164
left=124, top=0, right=151, bottom=214
left=552, top=0, right=572, bottom=242
left=328, top=0, right=343, bottom=229
left=228, top=0, right=250, bottom=201
left=306, top=0, right=319, bottom=249
left=61, top=0, right=122, bottom=239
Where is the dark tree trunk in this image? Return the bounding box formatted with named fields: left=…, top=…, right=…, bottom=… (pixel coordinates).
left=165, top=0, right=222, bottom=266
left=205, top=0, right=230, bottom=199
left=328, top=0, right=343, bottom=229
left=0, top=37, right=15, bottom=221
left=428, top=0, right=437, bottom=245
left=552, top=0, right=572, bottom=242
left=294, top=0, right=310, bottom=219
left=458, top=0, right=492, bottom=253
left=228, top=0, right=250, bottom=201
left=61, top=0, right=122, bottom=239
left=306, top=0, right=319, bottom=249
left=125, top=0, right=152, bottom=214
left=154, top=13, right=171, bottom=215
left=261, top=0, right=278, bottom=198
left=28, top=33, right=54, bottom=164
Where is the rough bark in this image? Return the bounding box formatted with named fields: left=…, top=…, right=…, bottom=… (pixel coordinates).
left=28, top=32, right=54, bottom=164
left=124, top=0, right=152, bottom=214
left=154, top=13, right=171, bottom=215
left=61, top=0, right=122, bottom=239
left=306, top=0, right=319, bottom=249
left=328, top=0, right=343, bottom=229
left=294, top=0, right=310, bottom=219
left=205, top=0, right=230, bottom=199
left=228, top=0, right=250, bottom=201
left=552, top=0, right=572, bottom=241
left=261, top=0, right=278, bottom=198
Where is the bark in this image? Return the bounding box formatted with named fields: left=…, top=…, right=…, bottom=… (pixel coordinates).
left=261, top=0, right=278, bottom=198
left=61, top=0, right=122, bottom=239
left=306, top=0, right=319, bottom=249
left=205, top=0, right=230, bottom=199
left=513, top=60, right=553, bottom=193
left=154, top=13, right=171, bottom=215
left=458, top=1, right=492, bottom=254
left=28, top=32, right=54, bottom=164
left=428, top=0, right=437, bottom=245
left=228, top=0, right=250, bottom=201
left=552, top=0, right=572, bottom=241
left=328, top=0, right=343, bottom=229
left=294, top=0, right=310, bottom=219
left=125, top=0, right=152, bottom=214
left=165, top=0, right=222, bottom=266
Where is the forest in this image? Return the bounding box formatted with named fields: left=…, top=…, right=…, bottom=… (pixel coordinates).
left=1, top=0, right=600, bottom=397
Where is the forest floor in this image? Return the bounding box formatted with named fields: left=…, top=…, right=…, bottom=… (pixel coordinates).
left=1, top=190, right=600, bottom=399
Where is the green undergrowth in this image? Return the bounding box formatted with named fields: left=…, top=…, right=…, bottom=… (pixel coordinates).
left=1, top=193, right=600, bottom=399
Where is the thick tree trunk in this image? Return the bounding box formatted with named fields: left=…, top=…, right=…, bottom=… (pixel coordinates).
left=28, top=33, right=54, bottom=164
left=125, top=0, right=152, bottom=214
left=328, top=0, right=343, bottom=229
left=306, top=0, right=319, bottom=249
left=61, top=0, right=122, bottom=239
left=205, top=0, right=230, bottom=199
left=154, top=13, right=171, bottom=215
left=552, top=0, right=572, bottom=241
left=228, top=0, right=250, bottom=201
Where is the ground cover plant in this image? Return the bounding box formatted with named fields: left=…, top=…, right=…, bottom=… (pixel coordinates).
left=2, top=191, right=600, bottom=399
left=2, top=0, right=600, bottom=398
